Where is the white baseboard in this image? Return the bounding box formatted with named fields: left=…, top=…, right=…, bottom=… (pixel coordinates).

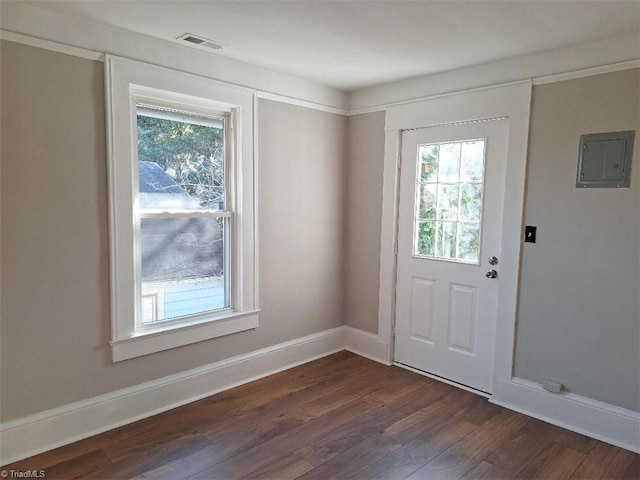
left=491, top=377, right=640, bottom=453
left=0, top=327, right=346, bottom=465
left=344, top=326, right=390, bottom=365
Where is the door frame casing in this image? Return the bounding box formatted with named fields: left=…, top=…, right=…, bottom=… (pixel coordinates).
left=377, top=81, right=532, bottom=395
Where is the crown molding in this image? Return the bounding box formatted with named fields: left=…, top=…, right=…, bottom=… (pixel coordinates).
left=256, top=91, right=347, bottom=116
left=0, top=29, right=104, bottom=62
left=532, top=59, right=640, bottom=85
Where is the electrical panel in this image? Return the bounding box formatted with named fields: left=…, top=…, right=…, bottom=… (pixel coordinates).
left=577, top=131, right=634, bottom=188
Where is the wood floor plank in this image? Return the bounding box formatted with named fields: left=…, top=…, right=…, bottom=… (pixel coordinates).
left=135, top=443, right=236, bottom=480
left=460, top=461, right=515, bottom=480
left=324, top=362, right=425, bottom=403
left=200, top=351, right=363, bottom=415
left=570, top=441, right=638, bottom=479
left=515, top=443, right=586, bottom=480
left=297, top=432, right=401, bottom=480
left=101, top=425, right=199, bottom=463
left=203, top=353, right=386, bottom=440
left=294, top=382, right=444, bottom=467
left=406, top=409, right=531, bottom=480
left=360, top=372, right=432, bottom=406
left=190, top=354, right=387, bottom=439
left=199, top=370, right=355, bottom=439
left=353, top=417, right=477, bottom=480
left=295, top=389, right=361, bottom=418
left=258, top=395, right=388, bottom=469
left=454, top=395, right=504, bottom=426
left=542, top=423, right=598, bottom=455
left=239, top=453, right=313, bottom=480
left=485, top=419, right=559, bottom=476
left=383, top=383, right=476, bottom=444
left=208, top=410, right=313, bottom=456
left=77, top=432, right=211, bottom=480
left=622, top=455, right=639, bottom=480
left=186, top=398, right=383, bottom=480
left=36, top=449, right=112, bottom=480
left=137, top=410, right=317, bottom=479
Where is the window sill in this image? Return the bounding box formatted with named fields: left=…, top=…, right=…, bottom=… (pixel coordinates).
left=110, top=310, right=260, bottom=362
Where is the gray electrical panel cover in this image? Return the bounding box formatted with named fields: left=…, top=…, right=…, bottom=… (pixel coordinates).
left=577, top=131, right=634, bottom=188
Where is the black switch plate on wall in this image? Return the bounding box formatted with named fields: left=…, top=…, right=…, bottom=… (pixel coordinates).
left=525, top=225, right=537, bottom=243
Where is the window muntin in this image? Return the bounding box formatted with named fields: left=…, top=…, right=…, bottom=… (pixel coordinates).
left=136, top=105, right=231, bottom=327
left=414, top=139, right=486, bottom=263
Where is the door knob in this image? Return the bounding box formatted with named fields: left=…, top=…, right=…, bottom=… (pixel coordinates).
left=489, top=256, right=499, bottom=265
left=485, top=269, right=498, bottom=279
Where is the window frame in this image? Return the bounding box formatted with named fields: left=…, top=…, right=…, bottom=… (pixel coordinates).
left=106, top=56, right=258, bottom=362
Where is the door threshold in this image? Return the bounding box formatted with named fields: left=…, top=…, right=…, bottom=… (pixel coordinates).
left=394, top=362, right=492, bottom=398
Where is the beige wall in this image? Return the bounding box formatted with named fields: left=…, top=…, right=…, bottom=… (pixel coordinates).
left=0, top=41, right=346, bottom=421
left=514, top=69, right=640, bottom=411
left=345, top=112, right=385, bottom=334
left=258, top=99, right=347, bottom=339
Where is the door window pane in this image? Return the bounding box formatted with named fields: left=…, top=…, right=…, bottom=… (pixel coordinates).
left=416, top=220, right=436, bottom=257
left=419, top=145, right=439, bottom=182
left=436, top=184, right=459, bottom=220
left=458, top=223, right=481, bottom=262
left=414, top=139, right=485, bottom=263
left=418, top=183, right=437, bottom=219
left=459, top=183, right=482, bottom=222
left=435, top=221, right=457, bottom=259
left=460, top=141, right=485, bottom=182
left=438, top=143, right=461, bottom=182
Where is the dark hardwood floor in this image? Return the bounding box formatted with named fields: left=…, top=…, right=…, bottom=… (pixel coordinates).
left=3, top=352, right=638, bottom=479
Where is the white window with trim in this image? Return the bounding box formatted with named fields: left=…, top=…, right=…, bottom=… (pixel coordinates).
left=106, top=56, right=258, bottom=361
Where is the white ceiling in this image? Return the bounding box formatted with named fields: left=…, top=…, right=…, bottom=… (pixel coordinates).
left=24, top=0, right=640, bottom=91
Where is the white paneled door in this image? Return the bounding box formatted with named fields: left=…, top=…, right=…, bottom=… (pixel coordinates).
left=394, top=120, right=509, bottom=394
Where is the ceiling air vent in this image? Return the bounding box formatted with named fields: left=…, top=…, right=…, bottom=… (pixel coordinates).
left=176, top=33, right=225, bottom=50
